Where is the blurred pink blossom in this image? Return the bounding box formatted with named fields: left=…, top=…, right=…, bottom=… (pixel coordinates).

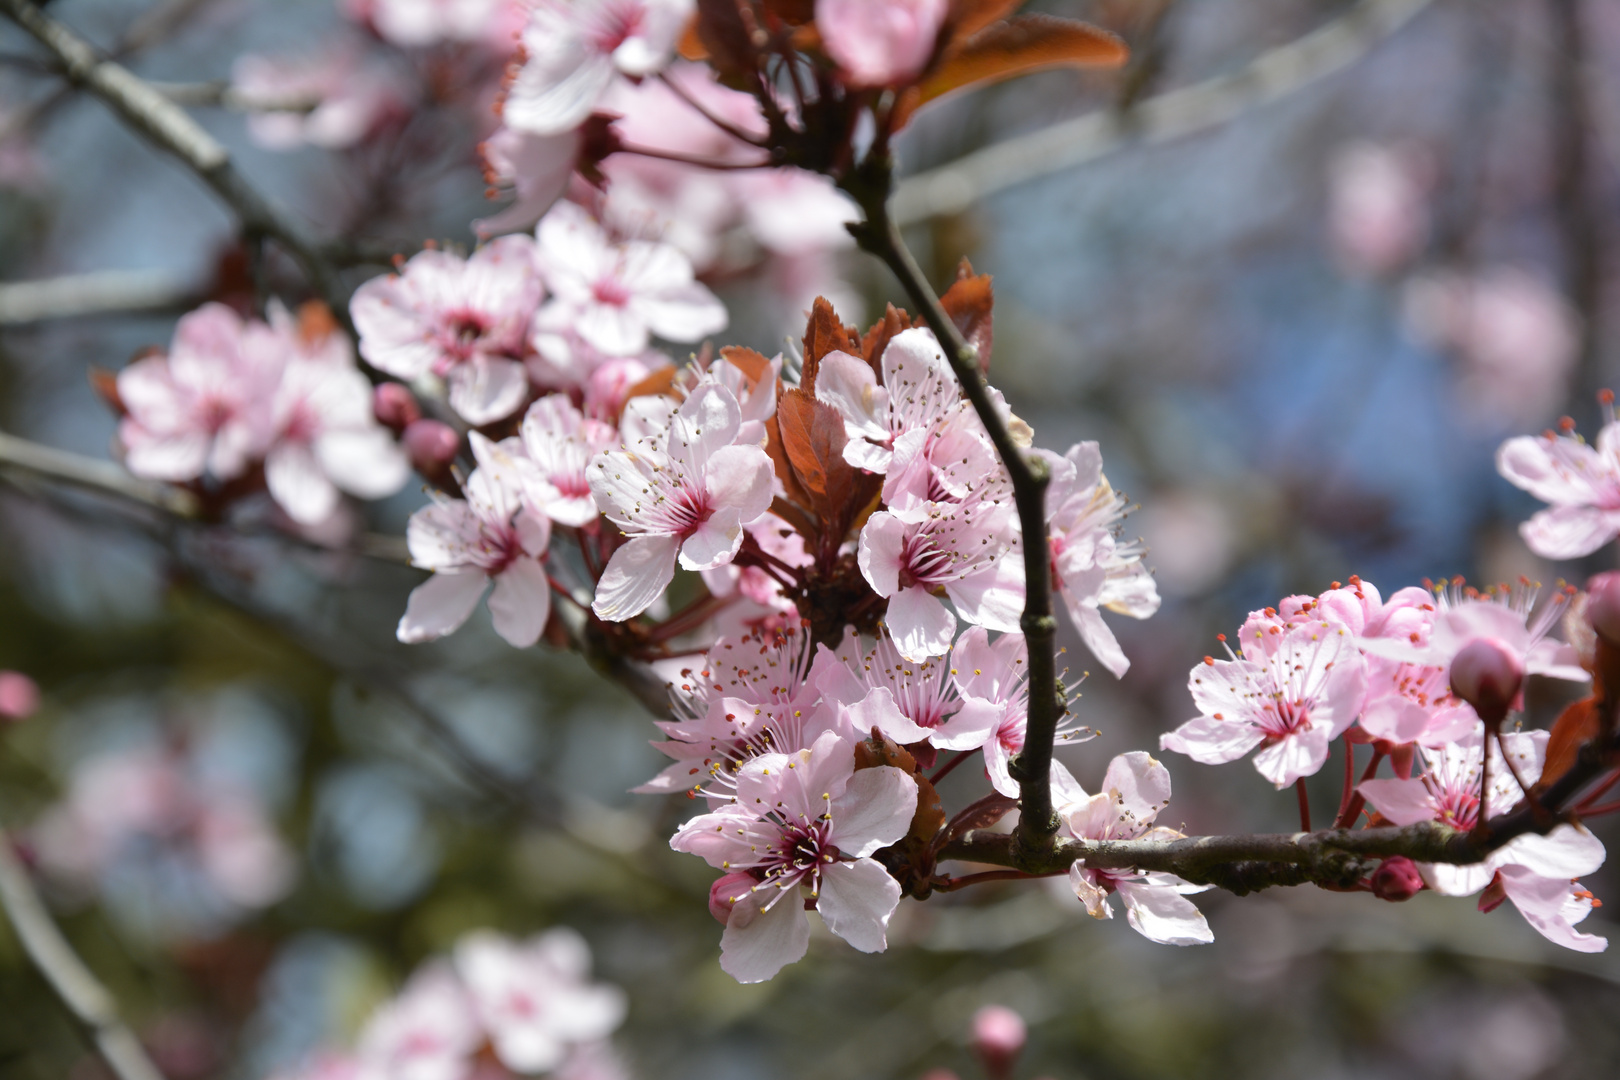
left=231, top=46, right=406, bottom=150
left=817, top=0, right=947, bottom=88
left=0, top=670, right=39, bottom=720
left=1326, top=141, right=1432, bottom=275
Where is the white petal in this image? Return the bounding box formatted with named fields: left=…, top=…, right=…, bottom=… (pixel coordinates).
left=487, top=558, right=552, bottom=648
left=265, top=441, right=339, bottom=525
left=1115, top=879, right=1214, bottom=945
left=886, top=586, right=956, bottom=662
left=817, top=858, right=901, bottom=953
left=830, top=765, right=918, bottom=857
left=719, top=888, right=810, bottom=983
left=398, top=571, right=488, bottom=642
left=592, top=534, right=679, bottom=621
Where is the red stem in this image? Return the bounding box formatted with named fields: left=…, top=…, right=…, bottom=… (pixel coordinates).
left=1575, top=767, right=1620, bottom=812
left=616, top=143, right=771, bottom=171
left=1575, top=797, right=1620, bottom=817
left=1335, top=748, right=1386, bottom=829
left=928, top=750, right=974, bottom=787
left=936, top=869, right=1062, bottom=892
left=1296, top=777, right=1312, bottom=833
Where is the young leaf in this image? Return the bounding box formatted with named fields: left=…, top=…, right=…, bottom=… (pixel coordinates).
left=861, top=304, right=913, bottom=381
left=938, top=259, right=994, bottom=372
left=1539, top=696, right=1601, bottom=792
left=946, top=0, right=1026, bottom=41
left=800, top=296, right=861, bottom=393
left=918, top=15, right=1128, bottom=105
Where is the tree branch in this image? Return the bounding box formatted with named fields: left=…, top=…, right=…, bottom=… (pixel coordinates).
left=891, top=0, right=1435, bottom=226
left=0, top=270, right=197, bottom=325
left=0, top=0, right=343, bottom=312
left=0, top=836, right=168, bottom=1080
left=842, top=157, right=1061, bottom=866
left=0, top=429, right=202, bottom=518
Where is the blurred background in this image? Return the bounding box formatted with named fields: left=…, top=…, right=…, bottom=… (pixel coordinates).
left=5, top=0, right=1620, bottom=1077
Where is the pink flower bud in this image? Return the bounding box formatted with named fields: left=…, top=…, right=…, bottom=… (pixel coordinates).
left=0, top=671, right=39, bottom=721
left=1369, top=856, right=1423, bottom=902
left=971, top=1005, right=1026, bottom=1080
left=403, top=419, right=460, bottom=478
left=818, top=0, right=949, bottom=88
left=1448, top=636, right=1523, bottom=721
left=1586, top=571, right=1620, bottom=645
left=709, top=871, right=757, bottom=925
left=373, top=382, right=421, bottom=431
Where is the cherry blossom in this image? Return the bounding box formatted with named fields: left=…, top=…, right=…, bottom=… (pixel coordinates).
left=1497, top=408, right=1620, bottom=559
left=1359, top=730, right=1608, bottom=952
left=669, top=730, right=918, bottom=983
left=588, top=383, right=773, bottom=621
left=1161, top=618, right=1368, bottom=788
left=519, top=393, right=619, bottom=526
left=398, top=433, right=553, bottom=647
left=351, top=235, right=543, bottom=424
left=117, top=303, right=279, bottom=483
left=1054, top=753, right=1213, bottom=945
left=231, top=46, right=404, bottom=151
left=818, top=632, right=1002, bottom=762
left=1040, top=442, right=1161, bottom=678
left=952, top=628, right=1034, bottom=796
left=504, top=0, right=696, bottom=136
left=453, top=929, right=628, bottom=1074
left=817, top=0, right=948, bottom=88
left=1358, top=588, right=1587, bottom=693
left=0, top=669, right=39, bottom=720
left=475, top=124, right=581, bottom=238
left=814, top=326, right=959, bottom=474
left=347, top=0, right=520, bottom=49
left=1326, top=141, right=1431, bottom=276
left=534, top=201, right=727, bottom=358
left=353, top=962, right=483, bottom=1080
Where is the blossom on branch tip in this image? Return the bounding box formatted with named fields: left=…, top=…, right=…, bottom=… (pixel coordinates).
left=1498, top=405, right=1620, bottom=559
left=589, top=383, right=773, bottom=621
left=398, top=433, right=553, bottom=647
left=814, top=326, right=959, bottom=475
left=351, top=235, right=542, bottom=425
left=817, top=0, right=948, bottom=89
left=1054, top=753, right=1213, bottom=945
left=669, top=730, right=917, bottom=983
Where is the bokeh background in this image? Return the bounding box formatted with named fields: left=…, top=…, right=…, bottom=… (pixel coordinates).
left=5, top=1, right=1620, bottom=1078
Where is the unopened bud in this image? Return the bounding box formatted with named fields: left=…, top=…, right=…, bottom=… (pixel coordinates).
left=373, top=383, right=422, bottom=431
left=403, top=419, right=460, bottom=479
left=0, top=671, right=38, bottom=722
left=972, top=1005, right=1026, bottom=1080
left=1369, top=856, right=1423, bottom=901
left=1586, top=571, right=1620, bottom=645
left=709, top=871, right=756, bottom=925
left=1449, top=637, right=1523, bottom=722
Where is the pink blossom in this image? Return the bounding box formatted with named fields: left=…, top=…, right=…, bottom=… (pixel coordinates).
left=670, top=730, right=918, bottom=983
left=1359, top=730, right=1607, bottom=952
left=951, top=628, right=1035, bottom=796
left=117, top=303, right=279, bottom=482
left=351, top=236, right=542, bottom=424
left=504, top=0, right=695, bottom=136
left=474, top=124, right=581, bottom=238
left=0, top=671, right=39, bottom=720
left=398, top=433, right=553, bottom=647
left=1040, top=442, right=1161, bottom=678
left=588, top=383, right=773, bottom=621
left=518, top=393, right=618, bottom=526
left=263, top=308, right=411, bottom=525
left=971, top=1005, right=1026, bottom=1080
left=814, top=326, right=959, bottom=474
left=1358, top=590, right=1588, bottom=694
left=231, top=46, right=404, bottom=151
left=817, top=0, right=947, bottom=88
left=1161, top=619, right=1368, bottom=788
left=1498, top=412, right=1620, bottom=559
left=535, top=201, right=727, bottom=357
left=1351, top=583, right=1479, bottom=748
left=354, top=962, right=483, bottom=1080
left=349, top=0, right=517, bottom=48
left=453, top=929, right=627, bottom=1074
left=818, top=632, right=1001, bottom=758
left=1054, top=753, right=1213, bottom=945
left=1326, top=141, right=1431, bottom=275
left=729, top=168, right=858, bottom=256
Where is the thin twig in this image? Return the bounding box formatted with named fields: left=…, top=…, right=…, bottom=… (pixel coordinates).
left=0, top=429, right=202, bottom=518
left=0, top=836, right=168, bottom=1080
left=891, top=0, right=1435, bottom=225
left=0, top=269, right=196, bottom=325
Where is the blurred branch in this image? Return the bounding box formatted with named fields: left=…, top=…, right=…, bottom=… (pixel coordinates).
left=147, top=79, right=322, bottom=114
left=1549, top=0, right=1603, bottom=407
left=892, top=0, right=1435, bottom=225
left=0, top=836, right=167, bottom=1080
left=0, top=269, right=196, bottom=325
left=0, top=0, right=344, bottom=310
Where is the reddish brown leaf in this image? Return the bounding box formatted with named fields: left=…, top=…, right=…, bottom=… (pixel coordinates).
left=694, top=0, right=758, bottom=77
left=861, top=304, right=912, bottom=381
left=908, top=775, right=947, bottom=846
left=677, top=15, right=708, bottom=59
left=918, top=15, right=1128, bottom=105
left=939, top=259, right=994, bottom=373
left=295, top=300, right=339, bottom=345
left=777, top=389, right=856, bottom=517
left=1541, top=696, right=1602, bottom=791
left=855, top=728, right=919, bottom=774
left=621, top=365, right=679, bottom=407
left=718, top=345, right=773, bottom=383
left=88, top=366, right=126, bottom=415
left=946, top=0, right=1027, bottom=41
left=765, top=415, right=814, bottom=516
left=800, top=296, right=861, bottom=393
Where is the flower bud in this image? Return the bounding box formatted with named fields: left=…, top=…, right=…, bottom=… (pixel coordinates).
left=1448, top=636, right=1523, bottom=722
left=373, top=383, right=422, bottom=431
left=0, top=671, right=38, bottom=722
left=1585, top=571, right=1620, bottom=646
left=708, top=871, right=757, bottom=925
left=1369, top=856, right=1423, bottom=902
left=971, top=1005, right=1026, bottom=1080
left=403, top=419, right=460, bottom=480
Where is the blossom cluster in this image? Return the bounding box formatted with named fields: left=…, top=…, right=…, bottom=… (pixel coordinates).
left=1162, top=574, right=1607, bottom=952
left=274, top=928, right=628, bottom=1080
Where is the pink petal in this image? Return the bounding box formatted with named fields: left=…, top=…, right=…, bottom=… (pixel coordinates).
left=266, top=441, right=340, bottom=525
left=1252, top=726, right=1332, bottom=788
left=1357, top=777, right=1437, bottom=826
left=817, top=857, right=902, bottom=953
left=592, top=534, right=679, bottom=621
left=830, top=765, right=918, bottom=857
left=857, top=512, right=906, bottom=597
left=1159, top=715, right=1264, bottom=765
left=1520, top=504, right=1620, bottom=560
left=398, top=571, right=487, bottom=642
left=1114, top=879, right=1213, bottom=945
left=886, top=585, right=956, bottom=662
left=487, top=558, right=552, bottom=648
left=719, top=887, right=810, bottom=983
left=448, top=356, right=531, bottom=425
left=1497, top=865, right=1608, bottom=953
left=1100, top=751, right=1172, bottom=821
left=679, top=506, right=744, bottom=571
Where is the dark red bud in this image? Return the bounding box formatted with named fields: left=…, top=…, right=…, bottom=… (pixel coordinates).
left=1369, top=856, right=1423, bottom=902
left=373, top=383, right=422, bottom=431
left=403, top=419, right=460, bottom=480
left=972, top=1005, right=1026, bottom=1080
left=1449, top=637, right=1524, bottom=722
left=1586, top=571, right=1620, bottom=645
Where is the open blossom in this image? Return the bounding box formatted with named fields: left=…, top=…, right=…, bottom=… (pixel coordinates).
left=815, top=327, right=959, bottom=474
left=1359, top=730, right=1608, bottom=952
left=117, top=303, right=280, bottom=483
left=346, top=0, right=520, bottom=49
left=231, top=46, right=403, bottom=151
left=819, top=632, right=1002, bottom=763
left=588, top=383, right=773, bottom=621
left=504, top=0, right=695, bottom=136
left=454, top=930, right=628, bottom=1074
left=670, top=730, right=918, bottom=983
left=1053, top=753, right=1213, bottom=946
left=398, top=434, right=553, bottom=647
left=817, top=0, right=947, bottom=88
left=1161, top=618, right=1368, bottom=788
left=351, top=235, right=542, bottom=424
left=1358, top=589, right=1588, bottom=692
left=1040, top=442, right=1161, bottom=678
left=535, top=201, right=727, bottom=358
left=1498, top=409, right=1620, bottom=559
left=519, top=393, right=619, bottom=526
left=475, top=124, right=581, bottom=238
